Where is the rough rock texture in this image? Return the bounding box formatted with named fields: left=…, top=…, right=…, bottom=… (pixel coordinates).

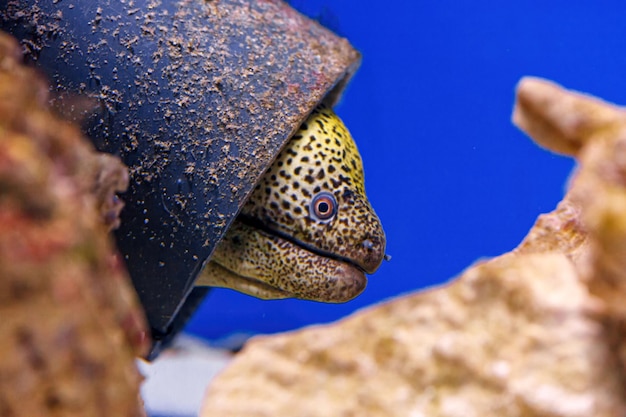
left=200, top=77, right=626, bottom=416
left=514, top=78, right=626, bottom=322
left=0, top=33, right=149, bottom=416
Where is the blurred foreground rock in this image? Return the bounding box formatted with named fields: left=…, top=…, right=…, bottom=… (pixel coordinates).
left=201, top=78, right=626, bottom=416
left=0, top=34, right=149, bottom=416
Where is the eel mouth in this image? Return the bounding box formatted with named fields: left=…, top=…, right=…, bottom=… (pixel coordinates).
left=240, top=255, right=367, bottom=303
left=238, top=213, right=374, bottom=275
left=205, top=216, right=368, bottom=303
left=223, top=257, right=366, bottom=303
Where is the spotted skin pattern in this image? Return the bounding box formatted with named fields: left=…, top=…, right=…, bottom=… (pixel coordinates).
left=197, top=105, right=386, bottom=302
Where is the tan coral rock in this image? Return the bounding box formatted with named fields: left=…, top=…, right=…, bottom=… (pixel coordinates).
left=0, top=33, right=148, bottom=416
left=512, top=76, right=626, bottom=157
left=201, top=253, right=622, bottom=416
left=515, top=77, right=626, bottom=318
left=514, top=195, right=588, bottom=265
left=201, top=77, right=626, bottom=416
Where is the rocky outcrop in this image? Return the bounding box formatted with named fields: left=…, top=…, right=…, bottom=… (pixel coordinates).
left=0, top=34, right=148, bottom=416
left=200, top=78, right=626, bottom=416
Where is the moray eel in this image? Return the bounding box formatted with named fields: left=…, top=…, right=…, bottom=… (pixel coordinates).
left=196, top=104, right=386, bottom=302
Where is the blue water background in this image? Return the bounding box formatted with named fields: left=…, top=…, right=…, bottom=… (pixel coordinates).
left=186, top=1, right=626, bottom=341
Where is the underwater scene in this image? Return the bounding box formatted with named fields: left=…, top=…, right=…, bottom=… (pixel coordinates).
left=5, top=1, right=626, bottom=416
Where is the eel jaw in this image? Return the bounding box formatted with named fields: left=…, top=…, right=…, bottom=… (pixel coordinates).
left=195, top=220, right=367, bottom=303
left=199, top=258, right=366, bottom=303
left=198, top=261, right=294, bottom=300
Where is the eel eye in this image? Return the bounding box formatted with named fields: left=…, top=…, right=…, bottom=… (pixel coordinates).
left=311, top=192, right=337, bottom=222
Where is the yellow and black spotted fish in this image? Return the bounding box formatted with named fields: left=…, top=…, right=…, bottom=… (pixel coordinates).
left=197, top=104, right=386, bottom=302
